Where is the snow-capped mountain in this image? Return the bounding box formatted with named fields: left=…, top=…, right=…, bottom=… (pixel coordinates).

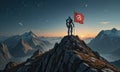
left=0, top=31, right=52, bottom=69
left=0, top=43, right=11, bottom=69
left=21, top=31, right=38, bottom=39
left=88, top=28, right=120, bottom=54
left=2, top=31, right=51, bottom=58
left=4, top=35, right=21, bottom=52
left=11, top=39, right=33, bottom=57
left=3, top=35, right=119, bottom=72
left=20, top=31, right=49, bottom=52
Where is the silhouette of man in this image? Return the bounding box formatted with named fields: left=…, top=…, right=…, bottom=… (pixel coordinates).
left=66, top=16, right=75, bottom=36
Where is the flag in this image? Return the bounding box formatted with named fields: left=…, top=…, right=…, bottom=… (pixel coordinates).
left=74, top=12, right=84, bottom=24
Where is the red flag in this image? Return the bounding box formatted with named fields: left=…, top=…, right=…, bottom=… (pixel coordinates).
left=74, top=12, right=84, bottom=24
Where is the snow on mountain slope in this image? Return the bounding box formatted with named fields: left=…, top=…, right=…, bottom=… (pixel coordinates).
left=4, top=35, right=21, bottom=53
left=0, top=43, right=11, bottom=69
left=11, top=39, right=33, bottom=57
left=0, top=43, right=11, bottom=59
left=101, top=28, right=120, bottom=37
left=20, top=31, right=51, bottom=51
left=0, top=31, right=52, bottom=70
left=88, top=28, right=120, bottom=54
left=21, top=31, right=38, bottom=39
left=3, top=31, right=51, bottom=57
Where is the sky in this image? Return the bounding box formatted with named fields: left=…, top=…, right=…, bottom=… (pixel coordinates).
left=0, top=0, right=120, bottom=38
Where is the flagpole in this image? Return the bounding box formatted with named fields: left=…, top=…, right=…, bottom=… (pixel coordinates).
left=74, top=24, right=76, bottom=36
left=74, top=25, right=75, bottom=35
left=72, top=26, right=75, bottom=35
left=73, top=11, right=76, bottom=36
left=73, top=26, right=75, bottom=35
left=73, top=11, right=84, bottom=36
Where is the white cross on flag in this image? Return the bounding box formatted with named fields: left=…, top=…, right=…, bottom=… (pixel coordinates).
left=74, top=12, right=84, bottom=24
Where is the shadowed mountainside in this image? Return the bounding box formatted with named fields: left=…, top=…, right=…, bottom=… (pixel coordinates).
left=3, top=35, right=119, bottom=72
left=88, top=28, right=120, bottom=54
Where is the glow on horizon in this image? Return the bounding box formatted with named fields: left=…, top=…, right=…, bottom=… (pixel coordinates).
left=34, top=24, right=120, bottom=39
left=35, top=30, right=97, bottom=39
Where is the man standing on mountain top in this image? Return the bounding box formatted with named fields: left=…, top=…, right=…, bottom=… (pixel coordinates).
left=66, top=16, right=75, bottom=36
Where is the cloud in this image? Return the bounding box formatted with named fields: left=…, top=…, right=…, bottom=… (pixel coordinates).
left=100, top=21, right=110, bottom=24
left=18, top=22, right=24, bottom=26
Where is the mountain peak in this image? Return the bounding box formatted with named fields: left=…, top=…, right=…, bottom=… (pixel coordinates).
left=111, top=28, right=117, bottom=32
left=22, top=31, right=38, bottom=39
left=88, top=28, right=120, bottom=54
left=28, top=31, right=34, bottom=35
left=95, top=28, right=120, bottom=40
left=59, top=35, right=88, bottom=50
left=24, top=31, right=34, bottom=36
left=4, top=35, right=119, bottom=72
left=60, top=35, right=80, bottom=44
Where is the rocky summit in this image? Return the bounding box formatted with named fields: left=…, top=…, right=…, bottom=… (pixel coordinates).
left=3, top=35, right=119, bottom=72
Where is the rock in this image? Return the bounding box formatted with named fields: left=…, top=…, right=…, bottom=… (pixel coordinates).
left=31, top=49, right=43, bottom=59
left=4, top=61, right=17, bottom=71
left=3, top=35, right=119, bottom=72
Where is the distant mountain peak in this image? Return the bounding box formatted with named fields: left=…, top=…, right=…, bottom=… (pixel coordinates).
left=28, top=31, right=34, bottom=35
left=88, top=28, right=120, bottom=54
left=23, top=31, right=34, bottom=36
left=22, top=31, right=38, bottom=39
left=111, top=28, right=117, bottom=32
left=112, top=28, right=117, bottom=30
left=96, top=28, right=120, bottom=39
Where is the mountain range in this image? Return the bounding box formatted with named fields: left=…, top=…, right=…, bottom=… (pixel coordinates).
left=2, top=31, right=51, bottom=57
left=0, top=31, right=52, bottom=70
left=0, top=43, right=11, bottom=70
left=88, top=28, right=120, bottom=54
left=3, top=35, right=119, bottom=72
left=88, top=28, right=120, bottom=68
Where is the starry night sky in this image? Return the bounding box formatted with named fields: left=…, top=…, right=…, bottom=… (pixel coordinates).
left=0, top=0, right=120, bottom=37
